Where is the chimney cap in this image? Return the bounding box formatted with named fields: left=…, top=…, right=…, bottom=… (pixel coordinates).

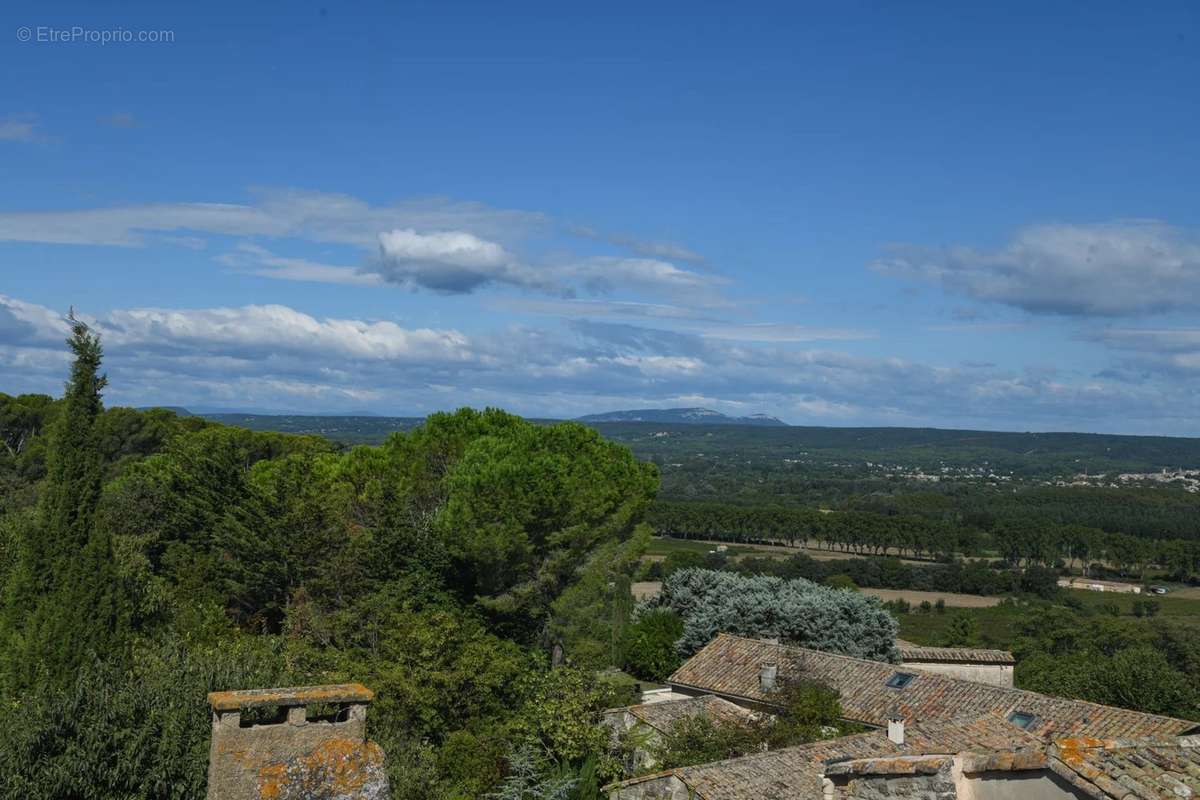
left=207, top=683, right=373, bottom=712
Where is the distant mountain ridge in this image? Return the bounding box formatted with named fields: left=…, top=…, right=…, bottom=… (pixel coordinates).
left=575, top=407, right=788, bottom=426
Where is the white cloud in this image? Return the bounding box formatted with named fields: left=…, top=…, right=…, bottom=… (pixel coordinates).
left=1094, top=327, right=1200, bottom=377
left=370, top=233, right=722, bottom=299
left=99, top=303, right=473, bottom=363
left=219, top=243, right=384, bottom=286
left=492, top=297, right=716, bottom=321
left=0, top=189, right=544, bottom=249
left=699, top=323, right=874, bottom=342
left=566, top=224, right=706, bottom=264
left=564, top=256, right=723, bottom=298
left=1096, top=328, right=1200, bottom=352
left=379, top=229, right=508, bottom=269
left=0, top=294, right=70, bottom=342
left=5, top=293, right=1194, bottom=433
left=873, top=220, right=1200, bottom=316
left=0, top=113, right=41, bottom=143
left=0, top=202, right=279, bottom=246
left=374, top=228, right=559, bottom=293
left=0, top=189, right=725, bottom=303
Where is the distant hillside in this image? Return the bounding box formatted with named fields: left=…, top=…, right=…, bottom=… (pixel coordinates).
left=576, top=407, right=788, bottom=426
left=200, top=413, right=425, bottom=444
left=136, top=405, right=193, bottom=417
left=186, top=411, right=1200, bottom=478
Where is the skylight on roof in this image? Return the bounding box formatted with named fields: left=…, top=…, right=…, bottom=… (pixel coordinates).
left=1007, top=711, right=1036, bottom=729
left=885, top=672, right=916, bottom=689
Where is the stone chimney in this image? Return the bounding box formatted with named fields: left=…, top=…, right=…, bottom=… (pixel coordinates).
left=760, top=661, right=778, bottom=693
left=207, top=683, right=389, bottom=799
left=887, top=711, right=905, bottom=745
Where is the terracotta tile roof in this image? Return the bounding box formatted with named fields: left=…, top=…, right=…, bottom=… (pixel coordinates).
left=819, top=735, right=1200, bottom=799
left=895, top=638, right=1015, bottom=665
left=608, top=729, right=900, bottom=800
left=615, top=695, right=754, bottom=735
left=897, top=713, right=1045, bottom=753
left=606, top=716, right=1041, bottom=800
left=1046, top=735, right=1200, bottom=799
left=668, top=634, right=1198, bottom=740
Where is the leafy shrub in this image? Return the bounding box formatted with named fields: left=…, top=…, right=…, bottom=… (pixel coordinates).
left=824, top=574, right=857, bottom=591
left=621, top=608, right=685, bottom=682
left=1132, top=599, right=1160, bottom=618
left=651, top=715, right=761, bottom=770
left=0, top=635, right=288, bottom=800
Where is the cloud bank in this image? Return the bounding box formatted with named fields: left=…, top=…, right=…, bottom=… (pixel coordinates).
left=3, top=294, right=1195, bottom=434
left=874, top=221, right=1200, bottom=316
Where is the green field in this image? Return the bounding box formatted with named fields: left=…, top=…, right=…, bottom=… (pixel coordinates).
left=897, top=588, right=1200, bottom=649
left=643, top=537, right=760, bottom=559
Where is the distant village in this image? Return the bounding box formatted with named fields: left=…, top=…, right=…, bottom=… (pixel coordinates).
left=1057, top=469, right=1200, bottom=494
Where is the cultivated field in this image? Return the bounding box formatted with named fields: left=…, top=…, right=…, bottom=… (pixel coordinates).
left=1168, top=585, right=1200, bottom=600
left=631, top=581, right=663, bottom=601
left=859, top=588, right=1003, bottom=608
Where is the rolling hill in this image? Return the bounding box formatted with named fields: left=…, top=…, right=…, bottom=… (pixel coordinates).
left=576, top=408, right=787, bottom=426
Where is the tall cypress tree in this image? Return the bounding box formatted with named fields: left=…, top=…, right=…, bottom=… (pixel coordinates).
left=1, top=314, right=126, bottom=691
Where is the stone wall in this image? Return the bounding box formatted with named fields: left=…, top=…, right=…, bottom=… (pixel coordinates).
left=602, top=709, right=664, bottom=773
left=607, top=775, right=693, bottom=800
left=902, top=662, right=1014, bottom=688
left=830, top=757, right=958, bottom=800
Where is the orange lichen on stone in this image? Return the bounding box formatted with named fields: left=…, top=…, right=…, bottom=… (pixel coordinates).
left=1054, top=736, right=1108, bottom=766
left=208, top=683, right=374, bottom=712
left=255, top=738, right=388, bottom=800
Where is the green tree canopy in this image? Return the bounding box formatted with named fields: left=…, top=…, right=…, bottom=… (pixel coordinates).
left=2, top=318, right=129, bottom=690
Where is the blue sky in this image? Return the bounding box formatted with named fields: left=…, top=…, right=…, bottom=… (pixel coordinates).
left=2, top=1, right=1199, bottom=433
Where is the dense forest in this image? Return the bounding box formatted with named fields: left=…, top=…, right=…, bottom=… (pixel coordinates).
left=196, top=413, right=1200, bottom=581
left=647, top=499, right=1200, bottom=580
left=0, top=323, right=665, bottom=797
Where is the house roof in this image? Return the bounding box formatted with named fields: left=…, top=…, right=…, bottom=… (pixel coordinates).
left=608, top=729, right=900, bottom=800
left=667, top=634, right=1197, bottom=740
left=1045, top=735, right=1200, bottom=799
left=895, top=713, right=1045, bottom=753
left=895, top=638, right=1015, bottom=666
left=606, top=715, right=1042, bottom=800
left=816, top=735, right=1200, bottom=800
left=614, top=694, right=754, bottom=735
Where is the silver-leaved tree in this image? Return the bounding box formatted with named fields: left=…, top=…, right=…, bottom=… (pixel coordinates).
left=649, top=568, right=898, bottom=661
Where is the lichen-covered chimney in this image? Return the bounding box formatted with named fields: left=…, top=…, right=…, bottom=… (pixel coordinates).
left=206, top=683, right=389, bottom=799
